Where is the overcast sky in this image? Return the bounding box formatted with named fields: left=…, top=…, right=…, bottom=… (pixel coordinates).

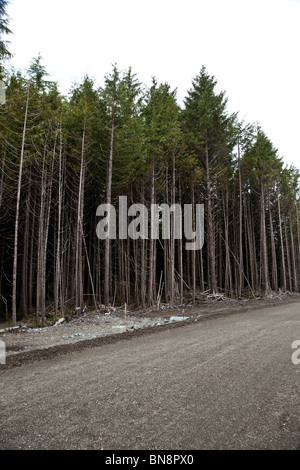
left=6, top=0, right=300, bottom=169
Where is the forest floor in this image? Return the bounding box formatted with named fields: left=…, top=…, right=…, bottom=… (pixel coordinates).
left=1, top=292, right=300, bottom=369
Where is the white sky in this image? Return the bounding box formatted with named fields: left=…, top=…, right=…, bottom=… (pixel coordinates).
left=6, top=0, right=300, bottom=169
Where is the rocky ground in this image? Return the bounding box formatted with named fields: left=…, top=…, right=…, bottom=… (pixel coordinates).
left=1, top=308, right=174, bottom=357
left=1, top=292, right=299, bottom=364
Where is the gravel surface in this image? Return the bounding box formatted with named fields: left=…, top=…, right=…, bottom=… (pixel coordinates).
left=1, top=298, right=300, bottom=450
left=1, top=295, right=300, bottom=362
left=1, top=311, right=172, bottom=357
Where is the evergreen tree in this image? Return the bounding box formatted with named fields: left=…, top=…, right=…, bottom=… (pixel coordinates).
left=182, top=66, right=237, bottom=293
left=1, top=53, right=300, bottom=321
left=243, top=128, right=282, bottom=293
left=0, top=0, right=12, bottom=78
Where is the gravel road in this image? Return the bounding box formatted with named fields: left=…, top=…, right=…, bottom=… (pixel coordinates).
left=1, top=301, right=300, bottom=450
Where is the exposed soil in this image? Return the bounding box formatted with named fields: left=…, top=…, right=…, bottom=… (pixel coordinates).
left=1, top=293, right=300, bottom=370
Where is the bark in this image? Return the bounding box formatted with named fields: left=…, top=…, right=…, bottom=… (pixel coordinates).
left=260, top=181, right=269, bottom=293
left=104, top=119, right=114, bottom=305
left=178, top=182, right=183, bottom=304
left=269, top=201, right=278, bottom=292
left=205, top=143, right=217, bottom=293
left=277, top=188, right=287, bottom=292
left=54, top=122, right=64, bottom=319
left=75, top=124, right=86, bottom=312
left=12, top=89, right=29, bottom=326
left=289, top=211, right=297, bottom=291
left=148, top=158, right=155, bottom=307
left=238, top=138, right=243, bottom=297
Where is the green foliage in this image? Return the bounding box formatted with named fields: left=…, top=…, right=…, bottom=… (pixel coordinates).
left=143, top=79, right=180, bottom=148
left=1, top=41, right=300, bottom=315
left=182, top=66, right=237, bottom=161
left=0, top=0, right=12, bottom=78
left=242, top=127, right=282, bottom=187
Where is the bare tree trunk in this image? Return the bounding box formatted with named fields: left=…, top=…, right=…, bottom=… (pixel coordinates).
left=178, top=182, right=183, bottom=304
left=285, top=219, right=292, bottom=291
left=39, top=135, right=56, bottom=327
left=126, top=237, right=130, bottom=305
left=28, top=193, right=36, bottom=312
left=277, top=187, right=287, bottom=292
left=224, top=189, right=232, bottom=296
left=104, top=119, right=114, bottom=305
left=192, top=186, right=196, bottom=304
left=260, top=181, right=269, bottom=294
left=164, top=237, right=168, bottom=303
left=269, top=201, right=278, bottom=292
left=75, top=124, right=86, bottom=312
left=246, top=193, right=258, bottom=293
left=140, top=181, right=146, bottom=308
left=54, top=122, right=64, bottom=319
left=295, top=193, right=300, bottom=292
left=36, top=138, right=48, bottom=324
left=0, top=146, right=5, bottom=208
left=164, top=167, right=169, bottom=304
left=12, top=89, right=29, bottom=326
left=289, top=211, right=297, bottom=291
left=21, top=169, right=31, bottom=315
left=169, top=152, right=176, bottom=306
left=148, top=158, right=155, bottom=307
left=205, top=144, right=217, bottom=293
left=238, top=138, right=243, bottom=297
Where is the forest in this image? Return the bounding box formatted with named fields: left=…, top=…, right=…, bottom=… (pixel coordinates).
left=0, top=2, right=299, bottom=327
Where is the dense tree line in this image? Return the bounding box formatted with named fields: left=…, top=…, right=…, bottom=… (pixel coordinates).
left=0, top=7, right=299, bottom=326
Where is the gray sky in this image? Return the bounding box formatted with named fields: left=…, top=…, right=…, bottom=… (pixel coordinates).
left=6, top=0, right=300, bottom=169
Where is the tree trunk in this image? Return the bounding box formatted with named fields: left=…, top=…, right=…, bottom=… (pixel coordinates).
left=12, top=89, right=29, bottom=326
left=75, top=124, right=86, bottom=312
left=277, top=188, right=287, bottom=292
left=54, top=122, right=64, bottom=319
left=260, top=181, right=269, bottom=293
left=104, top=119, right=114, bottom=305
left=148, top=158, right=155, bottom=307
left=205, top=144, right=217, bottom=293
left=269, top=201, right=278, bottom=292
left=238, top=138, right=243, bottom=297
left=289, top=211, right=297, bottom=291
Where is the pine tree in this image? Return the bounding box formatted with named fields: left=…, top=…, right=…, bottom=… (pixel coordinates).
left=182, top=66, right=237, bottom=294
left=0, top=0, right=12, bottom=78
left=243, top=128, right=282, bottom=293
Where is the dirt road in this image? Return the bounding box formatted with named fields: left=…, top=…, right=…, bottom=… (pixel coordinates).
left=1, top=301, right=300, bottom=450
